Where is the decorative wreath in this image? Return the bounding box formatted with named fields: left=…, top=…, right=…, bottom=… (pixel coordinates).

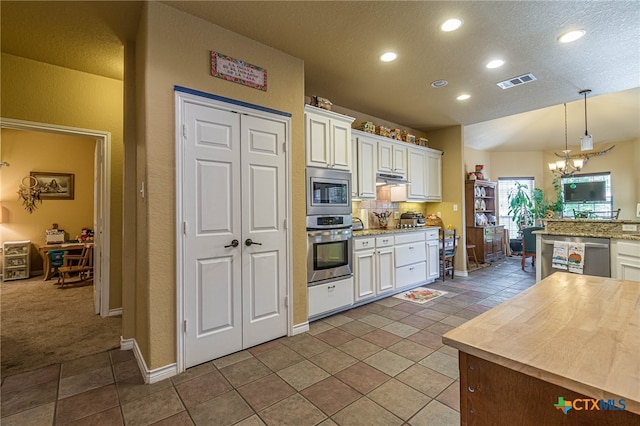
left=17, top=175, right=42, bottom=213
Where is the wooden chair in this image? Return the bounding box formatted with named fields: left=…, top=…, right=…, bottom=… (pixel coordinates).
left=521, top=226, right=543, bottom=271
left=466, top=244, right=479, bottom=269
left=57, top=244, right=93, bottom=286
left=440, top=229, right=457, bottom=281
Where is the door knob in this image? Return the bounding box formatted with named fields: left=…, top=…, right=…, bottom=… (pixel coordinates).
left=245, top=239, right=262, bottom=246
left=224, top=239, right=239, bottom=248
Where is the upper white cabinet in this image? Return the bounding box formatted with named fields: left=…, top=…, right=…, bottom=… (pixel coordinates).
left=406, top=148, right=428, bottom=201
left=305, top=105, right=355, bottom=171
left=354, top=134, right=377, bottom=199
left=377, top=141, right=407, bottom=176
left=425, top=150, right=442, bottom=201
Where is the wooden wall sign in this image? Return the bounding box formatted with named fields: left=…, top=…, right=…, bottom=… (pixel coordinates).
left=210, top=51, right=267, bottom=91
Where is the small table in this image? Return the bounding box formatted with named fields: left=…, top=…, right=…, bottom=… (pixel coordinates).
left=38, top=243, right=93, bottom=281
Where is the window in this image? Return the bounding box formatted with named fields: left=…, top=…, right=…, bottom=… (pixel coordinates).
left=561, top=172, right=613, bottom=218
left=498, top=177, right=534, bottom=237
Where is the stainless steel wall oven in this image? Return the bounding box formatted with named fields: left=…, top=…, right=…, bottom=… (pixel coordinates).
left=307, top=214, right=353, bottom=286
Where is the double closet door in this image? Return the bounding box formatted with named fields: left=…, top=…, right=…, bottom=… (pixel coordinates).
left=181, top=97, right=289, bottom=368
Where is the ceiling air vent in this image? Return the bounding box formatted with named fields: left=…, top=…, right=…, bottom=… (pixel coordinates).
left=497, top=73, right=537, bottom=90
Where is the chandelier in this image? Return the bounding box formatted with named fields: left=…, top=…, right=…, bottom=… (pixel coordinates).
left=548, top=103, right=585, bottom=178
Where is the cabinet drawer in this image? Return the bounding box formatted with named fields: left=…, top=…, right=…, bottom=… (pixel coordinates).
left=617, top=241, right=640, bottom=258
left=308, top=276, right=354, bottom=317
left=376, top=235, right=394, bottom=248
left=395, top=242, right=426, bottom=267
left=396, top=262, right=427, bottom=289
left=354, top=238, right=375, bottom=251
left=425, top=229, right=439, bottom=241
left=395, top=231, right=426, bottom=245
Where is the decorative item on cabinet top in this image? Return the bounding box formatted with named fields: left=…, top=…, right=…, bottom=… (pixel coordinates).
left=311, top=95, right=332, bottom=110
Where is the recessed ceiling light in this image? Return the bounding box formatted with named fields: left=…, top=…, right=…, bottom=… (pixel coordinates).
left=441, top=18, right=463, bottom=32
left=431, top=80, right=448, bottom=88
left=457, top=94, right=471, bottom=101
left=558, top=30, right=586, bottom=43
left=380, top=52, right=397, bottom=62
left=486, top=59, right=505, bottom=69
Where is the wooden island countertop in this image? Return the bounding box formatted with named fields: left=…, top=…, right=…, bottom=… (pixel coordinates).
left=443, top=272, right=640, bottom=422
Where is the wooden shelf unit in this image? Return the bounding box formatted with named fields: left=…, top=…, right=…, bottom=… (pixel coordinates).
left=465, top=180, right=505, bottom=263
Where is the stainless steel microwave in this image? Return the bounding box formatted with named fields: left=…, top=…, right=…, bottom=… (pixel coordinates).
left=306, top=167, right=352, bottom=215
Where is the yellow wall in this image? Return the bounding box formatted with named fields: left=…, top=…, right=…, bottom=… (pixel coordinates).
left=0, top=129, right=95, bottom=271
left=138, top=2, right=305, bottom=369
left=464, top=147, right=493, bottom=182
left=424, top=126, right=465, bottom=272
left=1, top=53, right=124, bottom=310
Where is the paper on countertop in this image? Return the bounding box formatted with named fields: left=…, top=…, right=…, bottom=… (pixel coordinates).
left=552, top=241, right=569, bottom=270
left=567, top=242, right=585, bottom=274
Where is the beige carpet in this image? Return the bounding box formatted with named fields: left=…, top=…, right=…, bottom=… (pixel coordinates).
left=1, top=275, right=121, bottom=378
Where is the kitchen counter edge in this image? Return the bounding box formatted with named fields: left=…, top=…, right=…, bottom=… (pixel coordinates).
left=533, top=230, right=640, bottom=241
left=353, top=226, right=439, bottom=237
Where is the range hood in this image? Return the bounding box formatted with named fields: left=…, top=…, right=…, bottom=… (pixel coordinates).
left=376, top=172, right=410, bottom=186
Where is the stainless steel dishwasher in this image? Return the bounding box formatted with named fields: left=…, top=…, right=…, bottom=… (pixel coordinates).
left=540, top=235, right=610, bottom=280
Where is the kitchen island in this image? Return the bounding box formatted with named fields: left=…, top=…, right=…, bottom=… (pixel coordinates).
left=442, top=273, right=639, bottom=425
left=534, top=218, right=640, bottom=282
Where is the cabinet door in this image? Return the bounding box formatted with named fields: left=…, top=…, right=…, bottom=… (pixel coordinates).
left=426, top=239, right=440, bottom=281
left=354, top=249, right=376, bottom=301
left=357, top=137, right=377, bottom=199
left=484, top=234, right=494, bottom=261
left=492, top=229, right=504, bottom=258
left=376, top=246, right=395, bottom=294
left=392, top=144, right=407, bottom=176
left=351, top=135, right=359, bottom=198
left=305, top=112, right=330, bottom=168
left=426, top=150, right=442, bottom=201
left=406, top=149, right=427, bottom=200
left=331, top=119, right=351, bottom=171
left=377, top=141, right=394, bottom=173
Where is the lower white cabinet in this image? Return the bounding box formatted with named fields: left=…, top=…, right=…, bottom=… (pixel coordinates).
left=354, top=236, right=395, bottom=302
left=426, top=229, right=440, bottom=281
left=308, top=276, right=354, bottom=318
left=611, top=239, right=640, bottom=282
left=395, top=232, right=427, bottom=289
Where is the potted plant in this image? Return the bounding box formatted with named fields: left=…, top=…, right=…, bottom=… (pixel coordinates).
left=532, top=177, right=564, bottom=223
left=507, top=181, right=534, bottom=239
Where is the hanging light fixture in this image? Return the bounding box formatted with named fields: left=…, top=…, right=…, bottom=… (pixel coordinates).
left=579, top=89, right=593, bottom=151
left=548, top=103, right=585, bottom=178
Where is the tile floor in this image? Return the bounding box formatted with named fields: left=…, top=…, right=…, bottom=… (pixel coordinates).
left=1, top=257, right=536, bottom=425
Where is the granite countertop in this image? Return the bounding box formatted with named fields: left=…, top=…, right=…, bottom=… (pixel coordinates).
left=443, top=273, right=640, bottom=415
left=533, top=229, right=640, bottom=241
left=353, top=226, right=439, bottom=237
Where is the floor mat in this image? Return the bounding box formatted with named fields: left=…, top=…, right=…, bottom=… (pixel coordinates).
left=393, top=287, right=448, bottom=304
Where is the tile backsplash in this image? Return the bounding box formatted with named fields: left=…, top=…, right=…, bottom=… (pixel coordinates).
left=352, top=187, right=428, bottom=229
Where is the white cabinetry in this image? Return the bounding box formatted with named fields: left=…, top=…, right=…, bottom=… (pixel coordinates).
left=395, top=232, right=427, bottom=289
left=354, top=134, right=377, bottom=199
left=406, top=148, right=428, bottom=201
left=425, top=229, right=440, bottom=280
left=378, top=141, right=407, bottom=176
left=354, top=236, right=395, bottom=302
left=308, top=276, right=354, bottom=318
left=3, top=240, right=30, bottom=281
left=611, top=239, right=640, bottom=282
left=425, top=150, right=442, bottom=201
left=304, top=105, right=355, bottom=171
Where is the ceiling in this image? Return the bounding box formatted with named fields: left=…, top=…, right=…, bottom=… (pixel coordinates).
left=2, top=1, right=639, bottom=152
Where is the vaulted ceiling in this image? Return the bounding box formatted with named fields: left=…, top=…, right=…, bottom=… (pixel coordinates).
left=2, top=1, right=639, bottom=151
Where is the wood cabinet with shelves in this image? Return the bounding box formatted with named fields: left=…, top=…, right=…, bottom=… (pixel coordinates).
left=465, top=180, right=504, bottom=263
left=304, top=105, right=355, bottom=171
left=3, top=240, right=31, bottom=281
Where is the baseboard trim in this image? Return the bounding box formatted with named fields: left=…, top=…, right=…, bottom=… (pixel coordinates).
left=292, top=322, right=309, bottom=335
left=120, top=337, right=178, bottom=384
left=108, top=308, right=122, bottom=317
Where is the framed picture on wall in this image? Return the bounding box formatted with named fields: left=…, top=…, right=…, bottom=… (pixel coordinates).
left=30, top=172, right=75, bottom=200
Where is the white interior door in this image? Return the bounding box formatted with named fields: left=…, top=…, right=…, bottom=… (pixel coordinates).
left=183, top=102, right=242, bottom=367
left=93, top=141, right=103, bottom=314
left=182, top=98, right=288, bottom=368
left=240, top=115, right=287, bottom=348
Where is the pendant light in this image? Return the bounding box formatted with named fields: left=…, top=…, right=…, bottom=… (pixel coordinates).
left=579, top=89, right=593, bottom=151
